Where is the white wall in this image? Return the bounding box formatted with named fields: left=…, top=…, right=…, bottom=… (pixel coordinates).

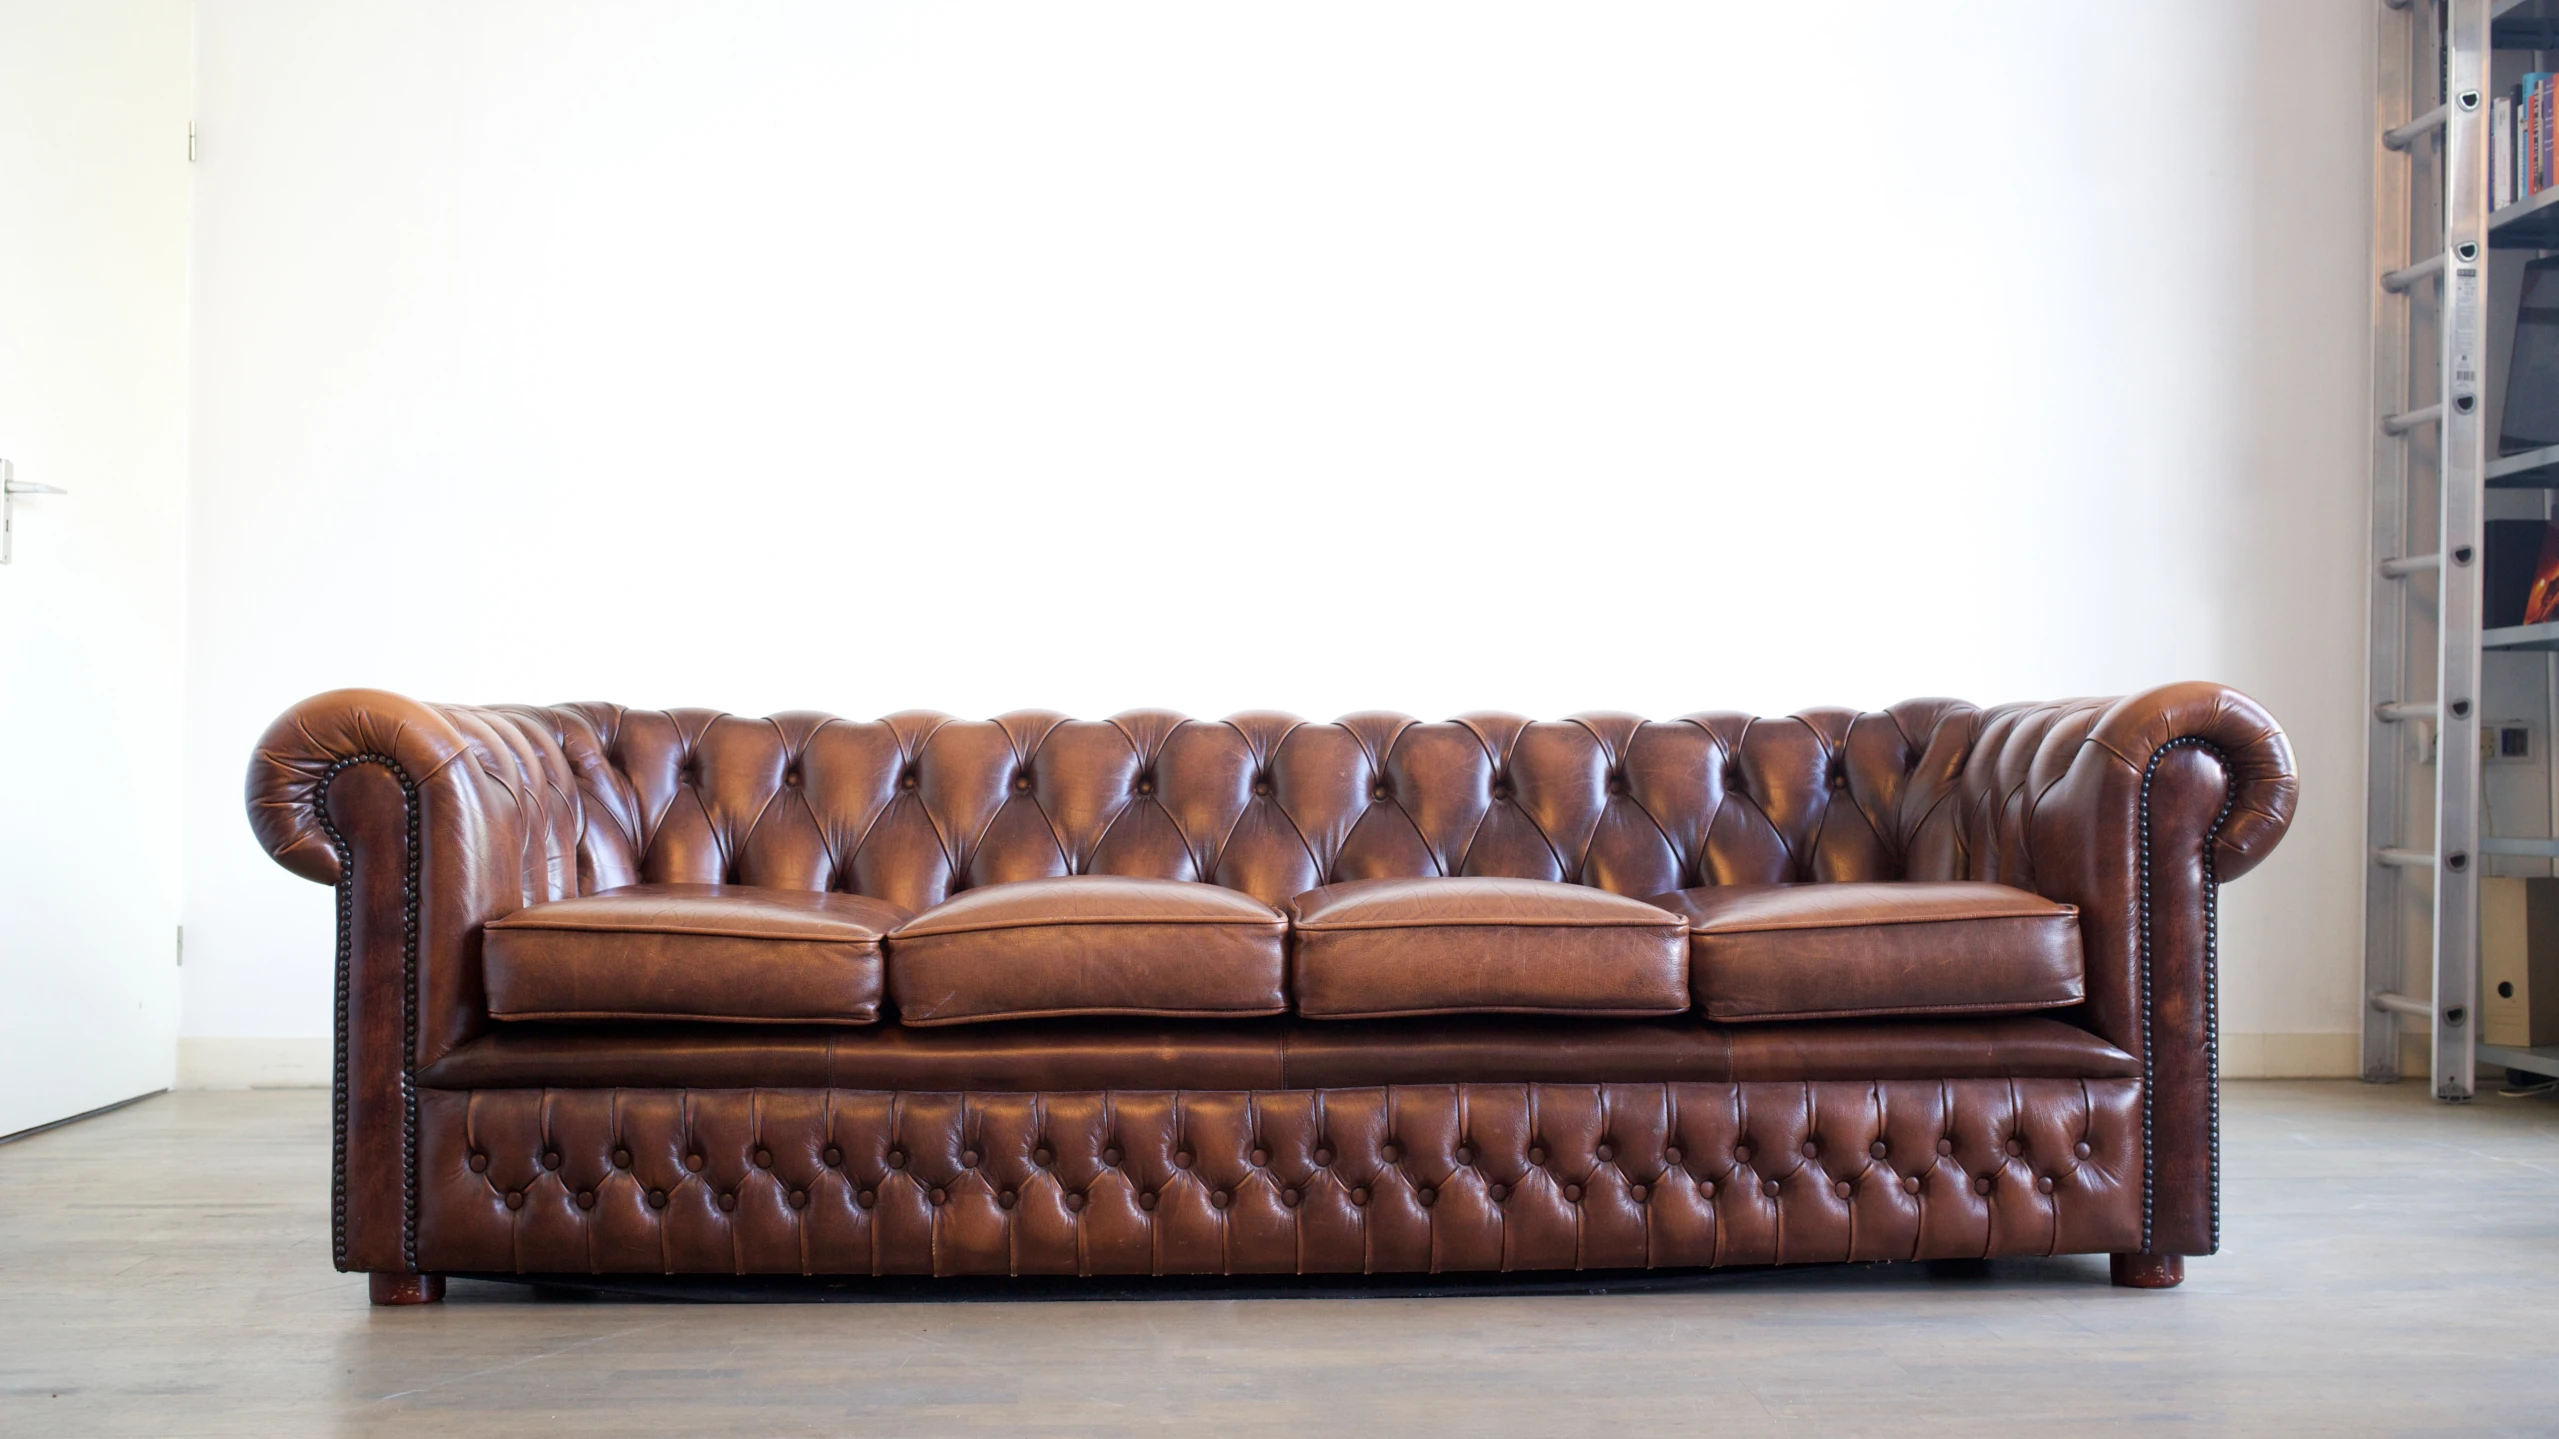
left=180, top=1, right=2375, bottom=1074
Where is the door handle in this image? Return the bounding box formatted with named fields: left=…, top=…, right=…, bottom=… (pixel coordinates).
left=1, top=460, right=67, bottom=565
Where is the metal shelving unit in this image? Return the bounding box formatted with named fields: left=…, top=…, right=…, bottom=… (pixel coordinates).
left=2366, top=0, right=2559, bottom=1098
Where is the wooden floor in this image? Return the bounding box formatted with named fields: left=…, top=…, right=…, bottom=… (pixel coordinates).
left=2, top=1080, right=2554, bottom=1435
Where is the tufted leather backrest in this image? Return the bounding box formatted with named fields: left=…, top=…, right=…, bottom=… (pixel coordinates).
left=473, top=701, right=2040, bottom=915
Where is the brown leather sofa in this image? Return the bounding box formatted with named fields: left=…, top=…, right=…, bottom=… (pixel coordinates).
left=244, top=683, right=2295, bottom=1304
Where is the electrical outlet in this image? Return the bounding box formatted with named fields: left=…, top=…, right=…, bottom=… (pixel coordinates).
left=2486, top=719, right=2536, bottom=764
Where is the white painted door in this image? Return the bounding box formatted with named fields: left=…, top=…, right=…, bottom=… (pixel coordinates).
left=0, top=1, right=192, bottom=1137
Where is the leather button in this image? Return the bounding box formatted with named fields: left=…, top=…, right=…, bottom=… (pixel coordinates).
left=1379, top=1143, right=1400, bottom=1163
left=1801, top=1141, right=1818, bottom=1159
left=1350, top=1187, right=1370, bottom=1206
left=784, top=769, right=802, bottom=787
left=1903, top=1175, right=1921, bottom=1194
left=899, top=771, right=918, bottom=791
left=1606, top=774, right=1630, bottom=796
left=824, top=1147, right=843, bottom=1168
left=997, top=1190, right=1016, bottom=1209
left=576, top=1190, right=595, bottom=1210
left=647, top=1189, right=667, bottom=1209
left=2037, top=1176, right=2057, bottom=1195
left=788, top=1190, right=808, bottom=1209
left=1281, top=1188, right=1302, bottom=1208
left=1104, top=1146, right=1124, bottom=1166
left=1210, top=1189, right=1231, bottom=1209
left=1249, top=1147, right=1269, bottom=1167
left=541, top=1151, right=561, bottom=1171
left=2075, top=1141, right=2093, bottom=1159
left=1562, top=1183, right=1583, bottom=1202
left=1012, top=773, right=1033, bottom=793
left=504, top=1190, right=523, bottom=1211
left=467, top=1153, right=489, bottom=1174
left=1935, top=1138, right=1953, bottom=1156
left=1834, top=1180, right=1852, bottom=1199
left=612, top=1148, right=632, bottom=1169
left=683, top=1153, right=703, bottom=1172
left=1490, top=781, right=1512, bottom=800
left=886, top=1149, right=907, bottom=1169
left=930, top=1188, right=949, bottom=1206
left=1488, top=1182, right=1509, bottom=1201
left=1762, top=1178, right=1781, bottom=1197
left=754, top=1148, right=773, bottom=1169
left=1034, top=1146, right=1055, bottom=1166
left=1870, top=1141, right=1888, bottom=1159
left=1252, top=777, right=1274, bottom=797
left=1698, top=1179, right=1716, bottom=1198
left=1370, top=783, right=1391, bottom=802
left=1975, top=1176, right=1995, bottom=1195
left=1528, top=1145, right=1547, bottom=1165
left=962, top=1149, right=980, bottom=1167
left=2005, top=1138, right=2022, bottom=1157
left=1173, top=1151, right=1193, bottom=1169
left=1138, top=1192, right=1157, bottom=1211
left=1416, top=1187, right=1436, bottom=1207
left=1734, top=1144, right=1752, bottom=1163
left=1594, top=1143, right=1613, bottom=1162
left=717, top=1192, right=736, bottom=1212
left=1454, top=1143, right=1477, bottom=1165
left=1312, top=1147, right=1333, bottom=1166
left=1135, top=775, right=1155, bottom=795
left=1065, top=1192, right=1085, bottom=1212
left=857, top=1189, right=877, bottom=1209
left=1629, top=1183, right=1649, bottom=1202
left=1662, top=1145, right=1682, bottom=1165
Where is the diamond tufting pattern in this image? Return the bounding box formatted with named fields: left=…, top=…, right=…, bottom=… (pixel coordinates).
left=418, top=1079, right=2141, bottom=1276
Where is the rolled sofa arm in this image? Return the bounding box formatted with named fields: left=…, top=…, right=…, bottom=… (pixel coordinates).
left=245, top=688, right=587, bottom=1273
left=1930, top=680, right=2297, bottom=1258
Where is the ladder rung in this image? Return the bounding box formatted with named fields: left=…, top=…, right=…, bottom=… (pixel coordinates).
left=2377, top=847, right=2439, bottom=869
left=2385, top=103, right=2448, bottom=151
left=2384, top=403, right=2445, bottom=435
left=2383, top=251, right=2448, bottom=293
left=2371, top=990, right=2436, bottom=1018
left=2376, top=700, right=2439, bottom=721
left=2379, top=552, right=2442, bottom=577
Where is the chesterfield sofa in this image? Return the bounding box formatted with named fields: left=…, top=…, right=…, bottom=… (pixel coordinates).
left=245, top=682, right=2294, bottom=1305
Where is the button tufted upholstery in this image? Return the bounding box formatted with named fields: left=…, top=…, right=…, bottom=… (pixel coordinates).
left=417, top=1079, right=2142, bottom=1275
left=243, top=681, right=2295, bottom=1292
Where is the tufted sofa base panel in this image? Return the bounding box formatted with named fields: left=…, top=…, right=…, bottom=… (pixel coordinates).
left=417, top=1080, right=2143, bottom=1277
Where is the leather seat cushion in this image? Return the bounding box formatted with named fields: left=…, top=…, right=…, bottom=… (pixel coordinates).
left=1651, top=881, right=2083, bottom=1023
left=482, top=883, right=909, bottom=1025
left=887, top=876, right=1288, bottom=1025
left=1286, top=877, right=1690, bottom=1019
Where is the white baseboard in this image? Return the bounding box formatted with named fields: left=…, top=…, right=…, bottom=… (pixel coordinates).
left=178, top=1037, right=332, bottom=1089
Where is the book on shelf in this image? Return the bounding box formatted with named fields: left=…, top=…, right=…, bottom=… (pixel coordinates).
left=2497, top=93, right=2516, bottom=211
left=2507, top=74, right=2558, bottom=209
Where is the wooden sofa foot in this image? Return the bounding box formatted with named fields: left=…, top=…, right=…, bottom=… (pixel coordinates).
left=2109, top=1253, right=2184, bottom=1289
left=369, top=1272, right=446, bottom=1306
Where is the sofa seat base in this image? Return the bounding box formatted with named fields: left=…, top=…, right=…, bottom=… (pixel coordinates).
left=416, top=1015, right=2138, bottom=1092
left=415, top=1077, right=2144, bottom=1277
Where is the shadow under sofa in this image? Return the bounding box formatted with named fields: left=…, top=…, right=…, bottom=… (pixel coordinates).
left=243, top=683, right=2296, bottom=1303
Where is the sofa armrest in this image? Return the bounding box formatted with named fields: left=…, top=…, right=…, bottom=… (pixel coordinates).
left=1930, top=680, right=2297, bottom=1256
left=245, top=688, right=587, bottom=1272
